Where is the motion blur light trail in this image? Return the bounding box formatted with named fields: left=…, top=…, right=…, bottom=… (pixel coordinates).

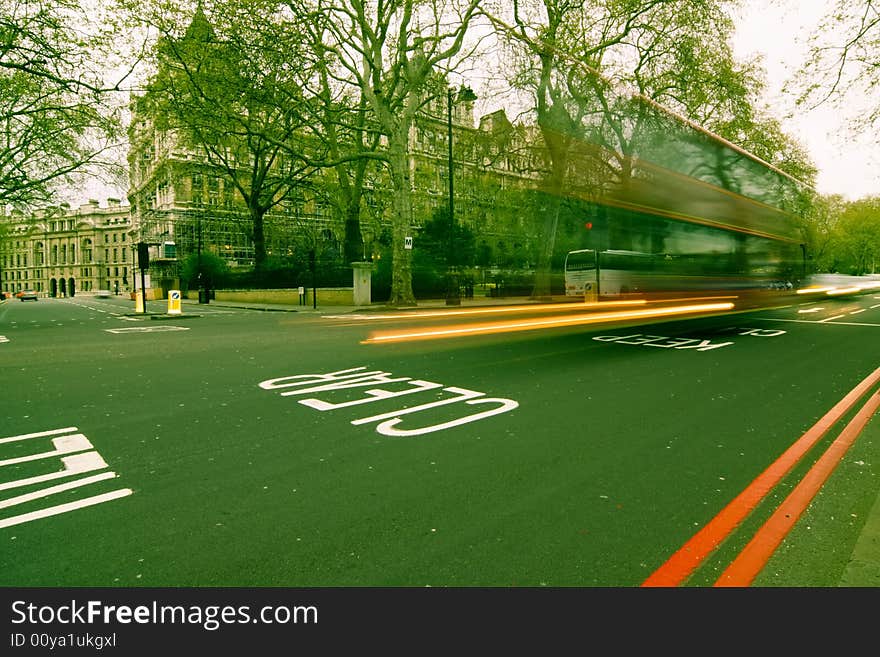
left=362, top=301, right=735, bottom=344
left=343, top=299, right=648, bottom=321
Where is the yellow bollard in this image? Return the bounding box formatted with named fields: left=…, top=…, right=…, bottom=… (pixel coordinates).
left=167, top=290, right=182, bottom=315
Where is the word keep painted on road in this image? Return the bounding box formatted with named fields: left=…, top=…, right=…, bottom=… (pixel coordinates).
left=259, top=366, right=518, bottom=437
left=593, top=327, right=786, bottom=351
left=0, top=335, right=8, bottom=343
left=0, top=427, right=132, bottom=529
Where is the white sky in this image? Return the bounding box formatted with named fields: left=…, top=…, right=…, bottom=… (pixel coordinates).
left=731, top=0, right=878, bottom=200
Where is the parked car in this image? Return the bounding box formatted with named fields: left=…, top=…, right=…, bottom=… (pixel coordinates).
left=19, top=290, right=38, bottom=301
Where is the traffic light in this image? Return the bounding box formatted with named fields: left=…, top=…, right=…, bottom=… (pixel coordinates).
left=137, top=242, right=150, bottom=270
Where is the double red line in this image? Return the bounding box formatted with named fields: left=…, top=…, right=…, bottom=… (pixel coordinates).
left=642, top=365, right=880, bottom=587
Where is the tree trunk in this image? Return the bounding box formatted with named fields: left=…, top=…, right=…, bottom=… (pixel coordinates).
left=343, top=201, right=364, bottom=263
left=251, top=204, right=267, bottom=272
left=387, top=136, right=416, bottom=306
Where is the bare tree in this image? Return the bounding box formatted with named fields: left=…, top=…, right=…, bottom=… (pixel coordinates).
left=308, top=0, right=482, bottom=306
left=0, top=0, right=128, bottom=210
left=132, top=0, right=331, bottom=273
left=791, top=0, right=880, bottom=130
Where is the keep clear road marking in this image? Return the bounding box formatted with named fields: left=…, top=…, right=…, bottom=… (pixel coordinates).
left=0, top=426, right=132, bottom=529
left=0, top=336, right=8, bottom=343
left=756, top=317, right=880, bottom=327
left=105, top=325, right=190, bottom=333
left=259, top=366, right=519, bottom=437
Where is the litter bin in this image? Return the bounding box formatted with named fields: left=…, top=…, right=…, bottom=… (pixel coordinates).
left=198, top=289, right=210, bottom=304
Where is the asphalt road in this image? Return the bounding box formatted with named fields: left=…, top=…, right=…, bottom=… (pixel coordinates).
left=1, top=292, right=879, bottom=587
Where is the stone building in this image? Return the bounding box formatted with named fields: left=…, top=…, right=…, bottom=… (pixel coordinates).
left=0, top=198, right=133, bottom=298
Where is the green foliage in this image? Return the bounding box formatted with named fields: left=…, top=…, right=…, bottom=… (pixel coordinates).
left=829, top=197, right=880, bottom=275
left=179, top=251, right=228, bottom=287
left=413, top=205, right=477, bottom=270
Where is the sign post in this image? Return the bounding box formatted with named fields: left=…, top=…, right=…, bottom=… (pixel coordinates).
left=137, top=241, right=149, bottom=314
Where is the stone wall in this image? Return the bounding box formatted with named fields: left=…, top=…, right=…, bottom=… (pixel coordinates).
left=199, top=287, right=355, bottom=306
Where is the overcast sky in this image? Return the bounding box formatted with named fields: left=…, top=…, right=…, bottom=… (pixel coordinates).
left=731, top=0, right=878, bottom=200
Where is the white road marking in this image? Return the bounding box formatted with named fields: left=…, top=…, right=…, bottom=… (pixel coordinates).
left=261, top=367, right=519, bottom=437
left=0, top=428, right=132, bottom=529
left=755, top=318, right=880, bottom=327
left=0, top=471, right=117, bottom=510
left=0, top=489, right=133, bottom=529
left=105, top=325, right=190, bottom=333
left=819, top=314, right=846, bottom=322
left=0, top=426, right=79, bottom=445
left=0, top=433, right=92, bottom=466
left=0, top=452, right=108, bottom=492
left=0, top=336, right=8, bottom=343
left=798, top=307, right=823, bottom=313
left=850, top=309, right=867, bottom=315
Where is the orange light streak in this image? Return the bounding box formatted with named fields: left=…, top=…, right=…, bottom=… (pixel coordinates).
left=363, top=302, right=735, bottom=344
left=346, top=299, right=647, bottom=321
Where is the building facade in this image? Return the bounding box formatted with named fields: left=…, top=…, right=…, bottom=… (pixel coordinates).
left=0, top=198, right=133, bottom=298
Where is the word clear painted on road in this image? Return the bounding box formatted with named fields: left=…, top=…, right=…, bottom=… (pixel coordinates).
left=593, top=327, right=786, bottom=351
left=0, top=335, right=8, bottom=343
left=105, top=325, right=190, bottom=334
left=0, top=427, right=132, bottom=529
left=259, top=366, right=518, bottom=437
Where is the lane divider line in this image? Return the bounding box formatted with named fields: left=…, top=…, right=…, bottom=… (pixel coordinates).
left=714, top=389, right=880, bottom=586
left=642, top=364, right=880, bottom=587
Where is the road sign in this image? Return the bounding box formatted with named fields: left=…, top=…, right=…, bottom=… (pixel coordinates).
left=405, top=236, right=413, bottom=250
left=168, top=289, right=182, bottom=315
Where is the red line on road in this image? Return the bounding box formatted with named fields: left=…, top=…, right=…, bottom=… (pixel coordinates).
left=641, top=365, right=880, bottom=587
left=714, top=389, right=880, bottom=586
